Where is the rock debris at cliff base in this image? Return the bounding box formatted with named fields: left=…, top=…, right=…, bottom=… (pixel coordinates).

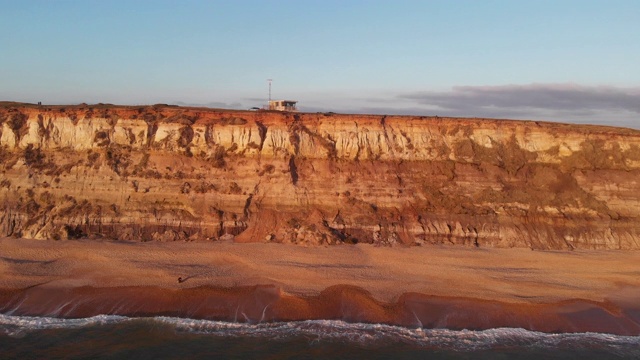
left=1, top=102, right=640, bottom=249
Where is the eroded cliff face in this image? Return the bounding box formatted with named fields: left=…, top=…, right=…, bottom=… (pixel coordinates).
left=1, top=103, right=639, bottom=249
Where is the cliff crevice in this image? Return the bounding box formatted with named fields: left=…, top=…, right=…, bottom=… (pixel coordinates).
left=1, top=103, right=640, bottom=249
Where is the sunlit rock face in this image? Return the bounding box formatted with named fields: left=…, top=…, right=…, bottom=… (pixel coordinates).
left=1, top=103, right=640, bottom=249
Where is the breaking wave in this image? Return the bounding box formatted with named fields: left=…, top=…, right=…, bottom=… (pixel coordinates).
left=2, top=314, right=639, bottom=356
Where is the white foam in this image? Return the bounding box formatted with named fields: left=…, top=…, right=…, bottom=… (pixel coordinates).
left=0, top=314, right=130, bottom=338
left=1, top=314, right=639, bottom=353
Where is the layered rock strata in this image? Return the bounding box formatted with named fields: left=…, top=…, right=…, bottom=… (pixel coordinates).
left=1, top=102, right=640, bottom=249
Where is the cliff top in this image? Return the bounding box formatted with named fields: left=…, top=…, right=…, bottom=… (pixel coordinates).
left=1, top=101, right=637, bottom=136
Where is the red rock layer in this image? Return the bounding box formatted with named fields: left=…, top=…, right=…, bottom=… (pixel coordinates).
left=1, top=103, right=640, bottom=249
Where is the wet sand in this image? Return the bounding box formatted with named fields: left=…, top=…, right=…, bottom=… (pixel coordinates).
left=1, top=238, right=640, bottom=334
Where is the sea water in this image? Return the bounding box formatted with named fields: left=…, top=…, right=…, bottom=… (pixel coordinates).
left=1, top=314, right=639, bottom=359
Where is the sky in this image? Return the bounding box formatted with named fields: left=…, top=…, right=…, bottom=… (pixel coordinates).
left=1, top=0, right=639, bottom=128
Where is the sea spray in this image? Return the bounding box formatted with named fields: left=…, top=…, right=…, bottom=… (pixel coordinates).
left=2, top=314, right=640, bottom=357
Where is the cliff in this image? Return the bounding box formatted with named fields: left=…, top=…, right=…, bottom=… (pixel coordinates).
left=1, top=102, right=640, bottom=249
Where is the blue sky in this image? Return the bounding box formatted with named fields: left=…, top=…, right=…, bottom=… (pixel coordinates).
left=1, top=0, right=639, bottom=128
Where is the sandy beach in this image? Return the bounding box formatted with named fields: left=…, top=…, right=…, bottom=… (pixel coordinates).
left=2, top=237, right=640, bottom=334
left=2, top=237, right=640, bottom=303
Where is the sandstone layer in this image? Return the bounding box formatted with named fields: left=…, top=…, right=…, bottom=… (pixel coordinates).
left=1, top=102, right=640, bottom=249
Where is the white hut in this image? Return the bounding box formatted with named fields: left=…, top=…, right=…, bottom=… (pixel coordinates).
left=268, top=100, right=298, bottom=111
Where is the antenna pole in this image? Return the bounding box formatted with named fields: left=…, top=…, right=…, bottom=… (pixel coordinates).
left=267, top=79, right=273, bottom=102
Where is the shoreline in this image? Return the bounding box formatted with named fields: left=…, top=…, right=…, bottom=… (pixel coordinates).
left=2, top=238, right=640, bottom=335
left=2, top=285, right=639, bottom=336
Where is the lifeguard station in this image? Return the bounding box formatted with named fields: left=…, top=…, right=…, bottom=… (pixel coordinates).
left=265, top=79, right=298, bottom=111
left=268, top=100, right=298, bottom=111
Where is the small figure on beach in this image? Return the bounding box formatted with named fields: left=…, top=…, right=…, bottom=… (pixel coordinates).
left=177, top=277, right=184, bottom=283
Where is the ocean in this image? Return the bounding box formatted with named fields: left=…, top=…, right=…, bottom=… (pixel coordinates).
left=1, top=314, right=639, bottom=359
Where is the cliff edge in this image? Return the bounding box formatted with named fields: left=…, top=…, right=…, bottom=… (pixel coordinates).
left=1, top=102, right=639, bottom=249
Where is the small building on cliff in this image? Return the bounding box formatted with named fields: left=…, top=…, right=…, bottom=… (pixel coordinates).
left=268, top=100, right=297, bottom=111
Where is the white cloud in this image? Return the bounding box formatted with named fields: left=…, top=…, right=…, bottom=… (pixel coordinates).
left=171, top=101, right=245, bottom=109
left=398, top=83, right=640, bottom=114
left=300, top=84, right=640, bottom=129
